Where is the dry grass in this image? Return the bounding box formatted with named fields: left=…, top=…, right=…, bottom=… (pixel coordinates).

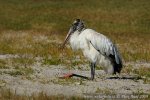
left=122, top=65, right=150, bottom=84
left=0, top=89, right=85, bottom=100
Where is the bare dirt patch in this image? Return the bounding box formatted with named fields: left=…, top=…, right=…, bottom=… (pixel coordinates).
left=0, top=56, right=150, bottom=98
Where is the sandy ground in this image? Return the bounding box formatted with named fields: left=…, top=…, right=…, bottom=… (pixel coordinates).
left=0, top=54, right=150, bottom=98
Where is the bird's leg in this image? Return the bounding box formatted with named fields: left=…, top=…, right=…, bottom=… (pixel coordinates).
left=90, top=62, right=96, bottom=80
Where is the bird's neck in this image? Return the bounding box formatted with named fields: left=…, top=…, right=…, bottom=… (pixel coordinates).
left=70, top=31, right=80, bottom=40
left=78, top=28, right=86, bottom=34
left=69, top=31, right=80, bottom=50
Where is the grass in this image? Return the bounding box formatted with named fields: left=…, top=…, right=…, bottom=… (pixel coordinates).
left=0, top=0, right=150, bottom=99
left=133, top=67, right=150, bottom=78
left=122, top=65, right=150, bottom=83
left=122, top=65, right=150, bottom=78
left=11, top=56, right=34, bottom=68
left=43, top=56, right=62, bottom=65
left=95, top=87, right=112, bottom=94
left=3, top=67, right=34, bottom=77
left=0, top=0, right=150, bottom=34
left=0, top=59, right=7, bottom=69
left=0, top=0, right=150, bottom=62
left=52, top=78, right=85, bottom=85
left=2, top=88, right=149, bottom=100
left=0, top=89, right=86, bottom=100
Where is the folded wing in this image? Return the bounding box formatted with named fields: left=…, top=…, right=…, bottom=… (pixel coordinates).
left=87, top=32, right=122, bottom=73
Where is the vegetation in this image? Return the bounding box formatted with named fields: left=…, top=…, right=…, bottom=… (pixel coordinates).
left=3, top=67, right=34, bottom=77
left=0, top=89, right=86, bottom=100
left=0, top=0, right=150, bottom=99
left=0, top=59, right=7, bottom=69
left=122, top=65, right=150, bottom=83
left=0, top=0, right=150, bottom=61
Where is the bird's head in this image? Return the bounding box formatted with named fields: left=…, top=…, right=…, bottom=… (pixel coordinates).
left=61, top=19, right=85, bottom=49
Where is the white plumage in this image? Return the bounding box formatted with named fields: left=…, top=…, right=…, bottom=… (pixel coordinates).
left=62, top=19, right=122, bottom=80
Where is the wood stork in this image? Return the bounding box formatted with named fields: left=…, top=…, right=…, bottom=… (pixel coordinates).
left=62, top=19, right=122, bottom=80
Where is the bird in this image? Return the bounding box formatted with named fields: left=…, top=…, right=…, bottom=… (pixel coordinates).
left=62, top=19, right=122, bottom=80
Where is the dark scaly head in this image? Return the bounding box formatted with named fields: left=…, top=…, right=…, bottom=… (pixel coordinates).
left=61, top=19, right=85, bottom=48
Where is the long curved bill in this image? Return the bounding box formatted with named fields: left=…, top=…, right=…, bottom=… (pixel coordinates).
left=61, top=27, right=74, bottom=49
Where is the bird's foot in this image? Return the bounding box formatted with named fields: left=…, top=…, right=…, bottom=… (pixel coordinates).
left=90, top=77, right=95, bottom=81
left=59, top=73, right=74, bottom=79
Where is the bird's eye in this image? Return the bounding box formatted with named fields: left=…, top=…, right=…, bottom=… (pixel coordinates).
left=73, top=22, right=78, bottom=26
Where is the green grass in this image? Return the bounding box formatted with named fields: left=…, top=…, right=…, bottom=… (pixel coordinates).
left=3, top=67, right=34, bottom=77
left=0, top=59, right=8, bottom=69
left=12, top=57, right=34, bottom=67
left=0, top=0, right=150, bottom=33
left=0, top=0, right=150, bottom=61
left=43, top=57, right=62, bottom=65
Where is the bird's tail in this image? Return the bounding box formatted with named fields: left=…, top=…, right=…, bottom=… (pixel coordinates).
left=113, top=60, right=122, bottom=74
left=113, top=45, right=123, bottom=74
